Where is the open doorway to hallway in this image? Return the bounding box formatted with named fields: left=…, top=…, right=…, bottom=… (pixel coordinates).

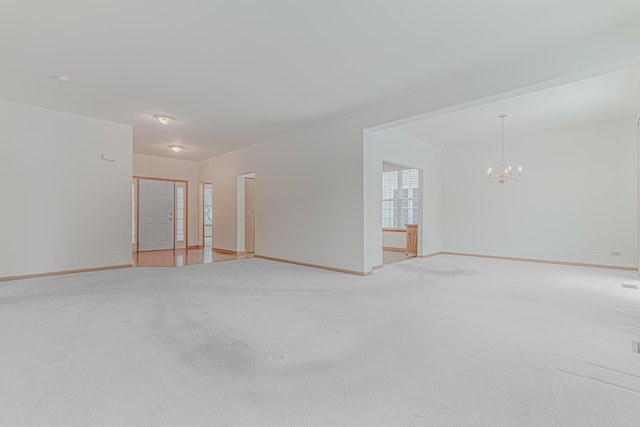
left=364, top=125, right=440, bottom=273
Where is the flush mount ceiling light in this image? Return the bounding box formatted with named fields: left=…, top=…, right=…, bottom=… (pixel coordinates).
left=49, top=74, right=71, bottom=84
left=168, top=144, right=184, bottom=153
left=486, top=115, right=523, bottom=184
left=153, top=114, right=176, bottom=125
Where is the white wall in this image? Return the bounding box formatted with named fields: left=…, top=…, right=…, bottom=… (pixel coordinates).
left=383, top=231, right=406, bottom=249
left=133, top=153, right=200, bottom=247
left=365, top=129, right=443, bottom=269
left=1, top=99, right=132, bottom=277
left=199, top=116, right=366, bottom=273
left=442, top=118, right=637, bottom=267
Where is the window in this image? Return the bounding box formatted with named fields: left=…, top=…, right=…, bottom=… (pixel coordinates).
left=382, top=169, right=419, bottom=229
left=204, top=184, right=212, bottom=226
left=203, top=183, right=213, bottom=247
left=176, top=186, right=185, bottom=242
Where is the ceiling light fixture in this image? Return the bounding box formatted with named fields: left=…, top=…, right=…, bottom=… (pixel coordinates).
left=486, top=115, right=523, bottom=184
left=154, top=114, right=176, bottom=125
left=50, top=74, right=71, bottom=84
left=168, top=144, right=184, bottom=153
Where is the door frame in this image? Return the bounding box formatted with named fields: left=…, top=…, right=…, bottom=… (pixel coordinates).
left=236, top=172, right=256, bottom=254
left=244, top=177, right=256, bottom=254
left=133, top=176, right=189, bottom=253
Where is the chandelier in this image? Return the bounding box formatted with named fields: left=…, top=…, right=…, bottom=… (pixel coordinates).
left=486, top=114, right=523, bottom=183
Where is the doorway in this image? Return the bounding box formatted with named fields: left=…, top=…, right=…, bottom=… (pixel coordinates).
left=381, top=163, right=421, bottom=265
left=135, top=177, right=188, bottom=252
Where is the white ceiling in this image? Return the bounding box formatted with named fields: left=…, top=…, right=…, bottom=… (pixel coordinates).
left=396, top=67, right=640, bottom=147
left=2, top=1, right=640, bottom=160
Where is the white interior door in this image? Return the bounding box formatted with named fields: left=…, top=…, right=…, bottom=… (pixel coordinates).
left=138, top=179, right=175, bottom=251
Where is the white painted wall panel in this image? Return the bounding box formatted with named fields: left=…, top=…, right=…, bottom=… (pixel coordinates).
left=442, top=118, right=637, bottom=267
left=383, top=231, right=406, bottom=249
left=199, top=118, right=365, bottom=272
left=1, top=99, right=132, bottom=277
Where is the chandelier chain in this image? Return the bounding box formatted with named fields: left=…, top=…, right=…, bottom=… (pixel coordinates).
left=500, top=115, right=505, bottom=167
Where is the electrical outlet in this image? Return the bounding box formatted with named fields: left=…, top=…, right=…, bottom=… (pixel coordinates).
left=113, top=251, right=121, bottom=256
left=611, top=251, right=622, bottom=257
